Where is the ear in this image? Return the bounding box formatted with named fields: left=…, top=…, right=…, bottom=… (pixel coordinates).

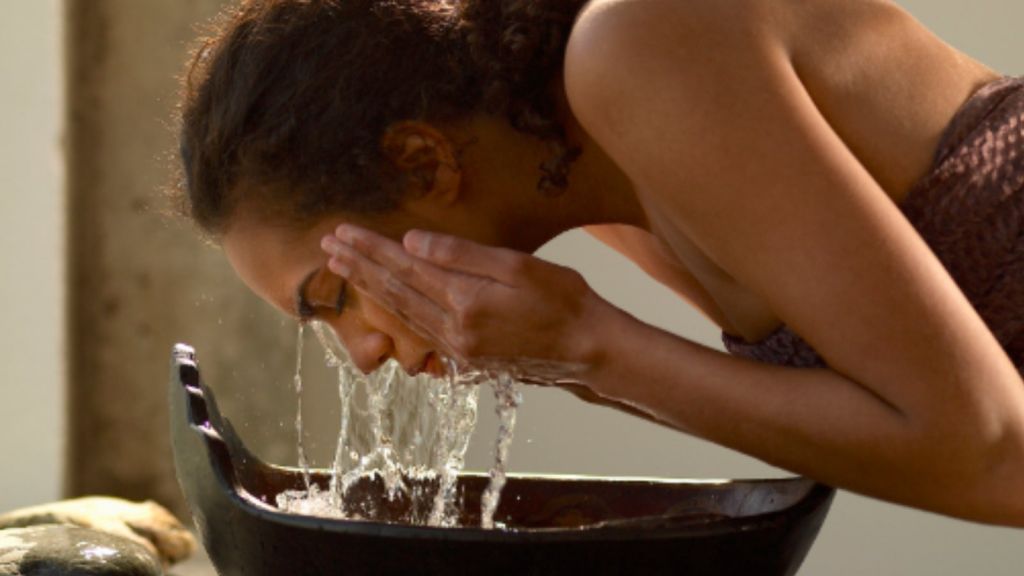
left=380, top=120, right=462, bottom=207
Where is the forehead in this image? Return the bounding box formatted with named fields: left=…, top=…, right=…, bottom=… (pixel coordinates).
left=221, top=211, right=337, bottom=317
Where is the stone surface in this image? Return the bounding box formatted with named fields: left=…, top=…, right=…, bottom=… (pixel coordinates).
left=0, top=497, right=196, bottom=567
left=0, top=525, right=161, bottom=576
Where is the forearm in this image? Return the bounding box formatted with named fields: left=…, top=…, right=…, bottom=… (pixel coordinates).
left=579, top=304, right=1024, bottom=526
left=324, top=225, right=1024, bottom=524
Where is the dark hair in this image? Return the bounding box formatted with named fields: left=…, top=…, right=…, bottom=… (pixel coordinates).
left=177, top=0, right=586, bottom=235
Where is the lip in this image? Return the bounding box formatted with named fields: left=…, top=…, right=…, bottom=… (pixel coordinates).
left=406, top=353, right=429, bottom=377
left=409, top=352, right=445, bottom=378
left=425, top=353, right=446, bottom=378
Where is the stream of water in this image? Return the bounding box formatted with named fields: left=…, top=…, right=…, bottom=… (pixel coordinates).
left=276, top=321, right=520, bottom=529
left=293, top=323, right=311, bottom=491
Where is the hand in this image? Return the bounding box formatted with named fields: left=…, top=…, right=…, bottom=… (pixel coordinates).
left=321, top=225, right=614, bottom=381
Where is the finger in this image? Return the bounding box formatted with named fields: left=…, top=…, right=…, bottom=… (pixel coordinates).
left=323, top=227, right=465, bottom=306
left=326, top=241, right=451, bottom=343
left=402, top=229, right=529, bottom=285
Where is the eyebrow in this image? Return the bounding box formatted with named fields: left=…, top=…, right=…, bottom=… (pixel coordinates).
left=294, top=269, right=318, bottom=319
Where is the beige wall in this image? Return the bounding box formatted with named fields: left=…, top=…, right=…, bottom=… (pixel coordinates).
left=0, top=0, right=64, bottom=513
left=0, top=0, right=1019, bottom=573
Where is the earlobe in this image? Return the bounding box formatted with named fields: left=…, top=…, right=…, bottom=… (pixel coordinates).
left=430, top=159, right=462, bottom=205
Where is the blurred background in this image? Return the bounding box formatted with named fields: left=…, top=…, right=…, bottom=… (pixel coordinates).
left=1, top=0, right=1021, bottom=574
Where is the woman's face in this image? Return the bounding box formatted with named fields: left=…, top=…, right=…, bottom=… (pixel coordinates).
left=222, top=206, right=446, bottom=377
left=218, top=116, right=587, bottom=377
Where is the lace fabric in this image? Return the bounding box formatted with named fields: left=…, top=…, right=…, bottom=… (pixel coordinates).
left=722, top=76, right=1024, bottom=373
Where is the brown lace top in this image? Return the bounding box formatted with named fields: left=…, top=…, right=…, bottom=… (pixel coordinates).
left=722, top=76, right=1024, bottom=374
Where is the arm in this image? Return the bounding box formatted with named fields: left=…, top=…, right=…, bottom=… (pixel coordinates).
left=564, top=0, right=1024, bottom=523
left=322, top=0, right=1024, bottom=525
left=325, top=218, right=1024, bottom=525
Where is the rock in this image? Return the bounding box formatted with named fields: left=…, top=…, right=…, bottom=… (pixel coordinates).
left=0, top=497, right=196, bottom=567
left=0, top=525, right=162, bottom=575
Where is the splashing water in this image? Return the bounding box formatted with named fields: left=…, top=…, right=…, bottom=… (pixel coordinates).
left=480, top=372, right=522, bottom=529
left=426, top=357, right=479, bottom=527
left=276, top=321, right=514, bottom=528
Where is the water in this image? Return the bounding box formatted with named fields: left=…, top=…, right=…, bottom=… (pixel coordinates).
left=426, top=357, right=474, bottom=527
left=294, top=323, right=311, bottom=491
left=276, top=321, right=508, bottom=528
left=480, top=372, right=522, bottom=529
left=327, top=351, right=354, bottom=509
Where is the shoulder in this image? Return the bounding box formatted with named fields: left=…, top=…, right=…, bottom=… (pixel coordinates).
left=563, top=0, right=910, bottom=122
left=565, top=0, right=780, bottom=83
left=564, top=0, right=786, bottom=135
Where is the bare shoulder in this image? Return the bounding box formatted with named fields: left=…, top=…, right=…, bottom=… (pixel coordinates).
left=565, top=0, right=908, bottom=113
left=569, top=0, right=776, bottom=43
left=564, top=0, right=785, bottom=140
left=566, top=0, right=774, bottom=87
left=564, top=0, right=995, bottom=197
left=567, top=0, right=905, bottom=62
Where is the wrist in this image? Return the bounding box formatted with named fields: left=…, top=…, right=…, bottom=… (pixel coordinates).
left=569, top=289, right=635, bottom=386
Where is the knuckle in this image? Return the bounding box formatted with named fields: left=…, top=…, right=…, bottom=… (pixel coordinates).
left=431, top=236, right=458, bottom=263
left=348, top=234, right=370, bottom=252
left=408, top=259, right=430, bottom=281
left=445, top=284, right=472, bottom=312
left=380, top=270, right=403, bottom=301
left=379, top=273, right=406, bottom=306
left=456, top=298, right=484, bottom=328
left=347, top=266, right=370, bottom=290
left=565, top=267, right=587, bottom=287
left=383, top=273, right=403, bottom=296
left=394, top=259, right=415, bottom=281
left=504, top=254, right=530, bottom=277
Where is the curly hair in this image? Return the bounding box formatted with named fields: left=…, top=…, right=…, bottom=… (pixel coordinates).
left=177, top=0, right=587, bottom=236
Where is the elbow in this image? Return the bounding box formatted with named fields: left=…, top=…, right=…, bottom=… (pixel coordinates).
left=914, top=408, right=1024, bottom=526
left=975, top=420, right=1024, bottom=526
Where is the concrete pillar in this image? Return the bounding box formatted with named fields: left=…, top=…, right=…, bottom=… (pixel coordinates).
left=64, top=0, right=325, bottom=517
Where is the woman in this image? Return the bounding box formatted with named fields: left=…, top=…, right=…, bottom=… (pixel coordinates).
left=178, top=0, right=1024, bottom=525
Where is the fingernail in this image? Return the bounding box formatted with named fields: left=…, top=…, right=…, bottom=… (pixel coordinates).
left=321, top=235, right=342, bottom=253
left=335, top=224, right=358, bottom=244
left=404, top=229, right=430, bottom=256
left=328, top=258, right=351, bottom=278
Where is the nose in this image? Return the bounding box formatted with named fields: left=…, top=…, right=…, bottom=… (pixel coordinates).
left=320, top=295, right=437, bottom=376
left=319, top=315, right=394, bottom=375
left=345, top=330, right=393, bottom=375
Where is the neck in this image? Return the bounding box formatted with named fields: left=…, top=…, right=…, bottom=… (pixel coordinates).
left=498, top=163, right=648, bottom=254
left=456, top=84, right=650, bottom=253
left=495, top=129, right=649, bottom=255
left=565, top=129, right=649, bottom=230
left=555, top=78, right=649, bottom=232
left=530, top=125, right=649, bottom=243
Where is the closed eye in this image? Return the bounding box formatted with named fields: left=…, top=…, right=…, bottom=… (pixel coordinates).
left=296, top=268, right=347, bottom=320
left=295, top=270, right=317, bottom=320
left=331, top=282, right=347, bottom=315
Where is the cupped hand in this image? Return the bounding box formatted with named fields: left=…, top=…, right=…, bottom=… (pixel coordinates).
left=320, top=225, right=614, bottom=381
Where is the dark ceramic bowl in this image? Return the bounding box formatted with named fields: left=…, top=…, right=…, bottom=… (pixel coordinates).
left=169, top=344, right=834, bottom=576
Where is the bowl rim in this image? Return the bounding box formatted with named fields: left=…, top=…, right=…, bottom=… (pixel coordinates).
left=171, top=343, right=835, bottom=543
